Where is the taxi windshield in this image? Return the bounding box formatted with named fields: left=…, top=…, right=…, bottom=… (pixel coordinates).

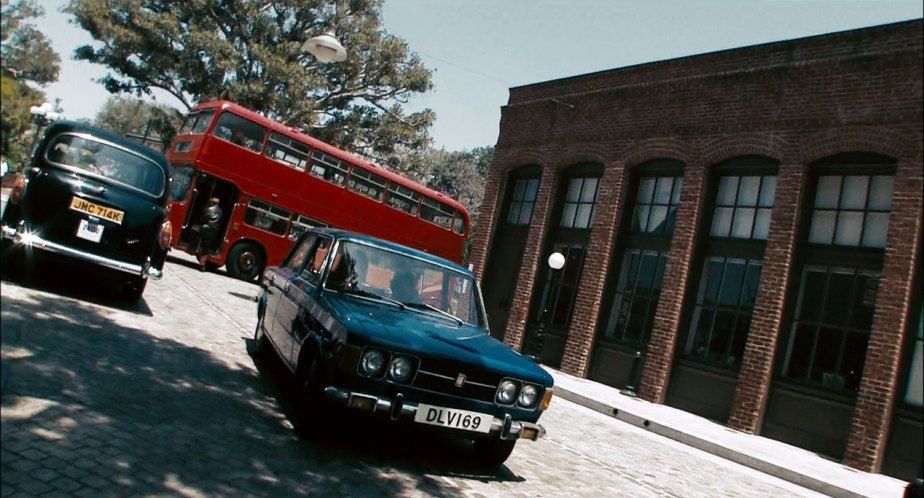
left=325, top=240, right=486, bottom=328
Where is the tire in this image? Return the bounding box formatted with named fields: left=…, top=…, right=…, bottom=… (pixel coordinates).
left=248, top=313, right=269, bottom=357
left=472, top=438, right=517, bottom=468
left=226, top=242, right=264, bottom=282
left=123, top=275, right=148, bottom=302
left=292, top=356, right=326, bottom=439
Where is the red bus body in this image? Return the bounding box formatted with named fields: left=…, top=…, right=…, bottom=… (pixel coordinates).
left=165, top=100, right=470, bottom=280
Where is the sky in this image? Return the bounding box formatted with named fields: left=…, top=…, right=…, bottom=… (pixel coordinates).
left=30, top=0, right=924, bottom=152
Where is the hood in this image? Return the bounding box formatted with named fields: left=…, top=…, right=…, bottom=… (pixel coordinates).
left=324, top=293, right=552, bottom=386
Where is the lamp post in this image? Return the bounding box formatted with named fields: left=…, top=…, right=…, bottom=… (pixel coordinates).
left=529, top=251, right=566, bottom=362
left=28, top=102, right=61, bottom=156
left=302, top=30, right=347, bottom=63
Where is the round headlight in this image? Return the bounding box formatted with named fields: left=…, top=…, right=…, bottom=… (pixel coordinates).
left=518, top=384, right=540, bottom=408
left=388, top=355, right=414, bottom=382
left=359, top=349, right=387, bottom=377
left=495, top=379, right=518, bottom=405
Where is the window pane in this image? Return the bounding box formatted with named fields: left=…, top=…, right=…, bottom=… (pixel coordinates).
left=739, top=176, right=760, bottom=206
left=798, top=269, right=827, bottom=323
left=849, top=273, right=878, bottom=330
left=834, top=211, right=863, bottom=246
left=649, top=206, right=668, bottom=234
left=638, top=177, right=655, bottom=203
left=711, top=207, right=733, bottom=237
left=672, top=177, right=683, bottom=204
left=815, top=176, right=841, bottom=209
left=561, top=203, right=577, bottom=228
left=575, top=204, right=593, bottom=229
left=813, top=327, right=842, bottom=387
left=862, top=212, right=889, bottom=248
left=841, top=332, right=868, bottom=392
left=809, top=211, right=836, bottom=244
left=634, top=206, right=651, bottom=232
left=507, top=203, right=522, bottom=224
left=689, top=309, right=716, bottom=356
left=759, top=176, right=777, bottom=207
left=906, top=307, right=923, bottom=406
left=823, top=271, right=854, bottom=326
left=566, top=178, right=582, bottom=202
left=701, top=258, right=724, bottom=306
left=753, top=208, right=772, bottom=239
left=654, top=177, right=673, bottom=204
left=525, top=179, right=540, bottom=201
left=716, top=176, right=738, bottom=206
left=868, top=176, right=893, bottom=211
left=840, top=176, right=869, bottom=210
left=513, top=179, right=527, bottom=201
left=741, top=262, right=762, bottom=308
left=637, top=252, right=659, bottom=295
left=519, top=202, right=534, bottom=225
left=580, top=178, right=598, bottom=202
left=731, top=208, right=755, bottom=238
left=718, top=259, right=746, bottom=307
left=785, top=324, right=815, bottom=380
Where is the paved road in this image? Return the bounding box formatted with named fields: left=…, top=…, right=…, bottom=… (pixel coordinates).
left=1, top=252, right=828, bottom=497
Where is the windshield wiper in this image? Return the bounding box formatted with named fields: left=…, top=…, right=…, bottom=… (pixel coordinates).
left=403, top=302, right=464, bottom=326
left=337, top=288, right=405, bottom=309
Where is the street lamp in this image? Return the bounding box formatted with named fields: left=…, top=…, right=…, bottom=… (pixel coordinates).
left=529, top=251, right=566, bottom=362
left=302, top=30, right=347, bottom=63
left=28, top=102, right=61, bottom=154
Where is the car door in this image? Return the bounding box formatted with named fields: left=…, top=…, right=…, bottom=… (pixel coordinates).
left=265, top=232, right=316, bottom=363
left=276, top=235, right=332, bottom=369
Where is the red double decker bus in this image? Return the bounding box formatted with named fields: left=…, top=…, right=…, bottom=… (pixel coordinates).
left=165, top=100, right=470, bottom=280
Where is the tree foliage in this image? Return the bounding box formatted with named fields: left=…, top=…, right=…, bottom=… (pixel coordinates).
left=94, top=96, right=184, bottom=151
left=65, top=0, right=436, bottom=160
left=1, top=0, right=61, bottom=165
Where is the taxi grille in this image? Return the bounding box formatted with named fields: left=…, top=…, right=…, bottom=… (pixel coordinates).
left=412, top=361, right=502, bottom=403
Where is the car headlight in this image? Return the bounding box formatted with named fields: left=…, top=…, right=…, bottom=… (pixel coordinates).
left=359, top=349, right=387, bottom=377
left=518, top=384, right=541, bottom=408
left=495, top=379, right=518, bottom=405
left=387, top=355, right=414, bottom=382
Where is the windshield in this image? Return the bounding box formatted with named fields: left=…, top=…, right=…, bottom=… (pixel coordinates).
left=324, top=240, right=486, bottom=328
left=45, top=133, right=166, bottom=196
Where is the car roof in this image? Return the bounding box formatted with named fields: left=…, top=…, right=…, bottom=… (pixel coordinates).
left=41, top=121, right=170, bottom=173
left=313, top=228, right=472, bottom=275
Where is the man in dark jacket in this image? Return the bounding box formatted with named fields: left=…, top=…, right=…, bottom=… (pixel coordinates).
left=197, top=197, right=223, bottom=271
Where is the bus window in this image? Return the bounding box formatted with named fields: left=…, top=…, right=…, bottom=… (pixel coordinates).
left=265, top=131, right=310, bottom=171
left=244, top=199, right=290, bottom=235
left=289, top=213, right=328, bottom=241
left=179, top=109, right=216, bottom=134
left=453, top=213, right=466, bottom=235
left=212, top=112, right=267, bottom=153
left=309, top=150, right=349, bottom=187
left=348, top=167, right=387, bottom=201
left=420, top=197, right=455, bottom=229
left=169, top=165, right=196, bottom=202
left=385, top=183, right=420, bottom=215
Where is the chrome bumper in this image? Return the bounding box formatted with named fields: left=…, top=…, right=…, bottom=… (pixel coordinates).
left=2, top=224, right=151, bottom=278
left=322, top=386, right=547, bottom=441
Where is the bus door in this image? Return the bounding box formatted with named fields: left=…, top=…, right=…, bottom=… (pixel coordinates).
left=180, top=173, right=238, bottom=252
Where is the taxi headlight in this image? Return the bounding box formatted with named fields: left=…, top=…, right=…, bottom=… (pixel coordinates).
left=359, top=349, right=387, bottom=377
left=518, top=384, right=540, bottom=408
left=495, top=379, right=518, bottom=405
left=387, top=355, right=414, bottom=382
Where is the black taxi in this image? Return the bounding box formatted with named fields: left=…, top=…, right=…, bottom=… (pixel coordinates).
left=1, top=121, right=172, bottom=300
left=251, top=228, right=555, bottom=467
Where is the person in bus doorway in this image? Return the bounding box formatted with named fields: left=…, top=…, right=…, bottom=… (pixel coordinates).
left=196, top=197, right=223, bottom=272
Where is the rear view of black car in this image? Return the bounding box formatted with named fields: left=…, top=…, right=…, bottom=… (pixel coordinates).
left=1, top=121, right=172, bottom=301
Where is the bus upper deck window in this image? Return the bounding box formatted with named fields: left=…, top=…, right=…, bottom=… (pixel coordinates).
left=191, top=110, right=216, bottom=134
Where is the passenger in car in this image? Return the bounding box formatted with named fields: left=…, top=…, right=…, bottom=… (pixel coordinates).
left=390, top=270, right=420, bottom=303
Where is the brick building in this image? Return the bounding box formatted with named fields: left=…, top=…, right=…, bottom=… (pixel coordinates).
left=469, top=20, right=922, bottom=479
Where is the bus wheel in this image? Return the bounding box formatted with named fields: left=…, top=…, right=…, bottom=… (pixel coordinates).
left=227, top=242, right=264, bottom=281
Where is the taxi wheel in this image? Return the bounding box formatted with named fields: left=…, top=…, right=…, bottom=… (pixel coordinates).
left=293, top=358, right=326, bottom=439
left=472, top=438, right=517, bottom=468
left=227, top=242, right=264, bottom=282
left=248, top=314, right=269, bottom=357
left=123, top=275, right=148, bottom=302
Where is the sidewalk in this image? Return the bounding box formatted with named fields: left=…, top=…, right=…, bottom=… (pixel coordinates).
left=544, top=366, right=907, bottom=498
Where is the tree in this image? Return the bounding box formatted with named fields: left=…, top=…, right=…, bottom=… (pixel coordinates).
left=94, top=96, right=184, bottom=151
left=65, top=0, right=435, bottom=160
left=1, top=0, right=61, bottom=165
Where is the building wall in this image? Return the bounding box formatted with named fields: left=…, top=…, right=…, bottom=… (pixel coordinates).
left=469, top=20, right=923, bottom=477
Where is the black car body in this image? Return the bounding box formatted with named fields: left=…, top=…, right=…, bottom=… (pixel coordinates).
left=1, top=121, right=172, bottom=300
left=252, top=228, right=555, bottom=467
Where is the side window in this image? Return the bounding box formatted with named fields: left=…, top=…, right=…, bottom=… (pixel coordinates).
left=288, top=214, right=329, bottom=241
left=283, top=233, right=317, bottom=273
left=308, top=150, right=349, bottom=186
left=348, top=167, right=387, bottom=201
left=211, top=112, right=267, bottom=152
left=386, top=183, right=420, bottom=215
left=265, top=132, right=311, bottom=171
left=420, top=197, right=455, bottom=229
left=243, top=199, right=291, bottom=235
left=301, top=236, right=333, bottom=285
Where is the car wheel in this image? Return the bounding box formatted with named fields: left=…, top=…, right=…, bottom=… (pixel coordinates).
left=293, top=357, right=326, bottom=439
left=472, top=438, right=517, bottom=468
left=248, top=313, right=269, bottom=357
left=227, top=242, right=264, bottom=282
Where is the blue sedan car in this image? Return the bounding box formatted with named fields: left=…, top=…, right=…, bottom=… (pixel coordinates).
left=252, top=228, right=554, bottom=467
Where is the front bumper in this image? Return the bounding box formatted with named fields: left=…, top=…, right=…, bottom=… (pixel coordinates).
left=2, top=224, right=151, bottom=278
left=322, top=386, right=547, bottom=441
